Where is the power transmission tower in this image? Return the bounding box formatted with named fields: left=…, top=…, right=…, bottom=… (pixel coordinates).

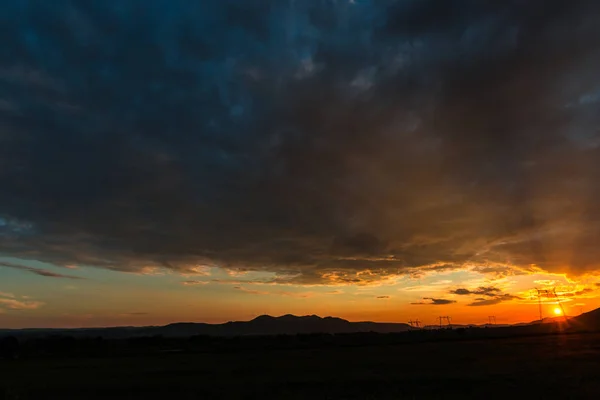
left=488, top=316, right=496, bottom=325
left=438, top=316, right=452, bottom=329
left=408, top=319, right=422, bottom=329
left=551, top=288, right=566, bottom=317
left=536, top=288, right=550, bottom=321
left=535, top=287, right=567, bottom=321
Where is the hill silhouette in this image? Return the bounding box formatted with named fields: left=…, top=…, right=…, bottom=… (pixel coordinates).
left=0, top=314, right=411, bottom=339
left=567, top=307, right=600, bottom=331
left=4, top=308, right=600, bottom=340
left=156, top=314, right=412, bottom=337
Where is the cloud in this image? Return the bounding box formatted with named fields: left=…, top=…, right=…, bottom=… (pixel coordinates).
left=534, top=280, right=559, bottom=286
left=451, top=288, right=472, bottom=295
left=470, top=265, right=542, bottom=279
left=450, top=286, right=502, bottom=297
left=411, top=298, right=456, bottom=305
left=468, top=294, right=520, bottom=307
left=182, top=266, right=212, bottom=276
left=450, top=286, right=521, bottom=306
left=0, top=298, right=43, bottom=310
left=1, top=1, right=600, bottom=284
left=561, top=287, right=596, bottom=297
left=0, top=292, right=43, bottom=311
left=233, top=286, right=311, bottom=298
left=0, top=261, right=83, bottom=280
left=225, top=269, right=250, bottom=277
left=181, top=280, right=209, bottom=286
left=233, top=287, right=271, bottom=296
left=468, top=298, right=504, bottom=307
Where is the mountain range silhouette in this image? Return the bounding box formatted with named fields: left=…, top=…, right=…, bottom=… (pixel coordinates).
left=151, top=314, right=413, bottom=337
left=3, top=308, right=600, bottom=339
left=0, top=314, right=411, bottom=339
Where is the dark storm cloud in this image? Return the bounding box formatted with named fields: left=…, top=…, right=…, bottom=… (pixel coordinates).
left=2, top=1, right=600, bottom=283
left=411, top=298, right=456, bottom=306
left=0, top=261, right=83, bottom=280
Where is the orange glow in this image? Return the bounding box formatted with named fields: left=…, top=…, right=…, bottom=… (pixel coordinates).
left=553, top=307, right=563, bottom=315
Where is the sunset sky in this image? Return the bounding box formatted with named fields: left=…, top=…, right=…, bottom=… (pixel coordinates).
left=2, top=1, right=600, bottom=328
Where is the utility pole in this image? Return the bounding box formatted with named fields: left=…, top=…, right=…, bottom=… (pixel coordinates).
left=488, top=316, right=496, bottom=325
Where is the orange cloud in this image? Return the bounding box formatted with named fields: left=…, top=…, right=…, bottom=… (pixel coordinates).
left=181, top=280, right=209, bottom=286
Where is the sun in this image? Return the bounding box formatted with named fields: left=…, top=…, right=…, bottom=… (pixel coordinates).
left=553, top=307, right=563, bottom=315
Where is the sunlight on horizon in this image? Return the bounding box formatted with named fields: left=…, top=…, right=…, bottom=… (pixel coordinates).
left=554, top=307, right=563, bottom=316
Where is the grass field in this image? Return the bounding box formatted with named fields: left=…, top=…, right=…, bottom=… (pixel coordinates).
left=2, top=333, right=600, bottom=399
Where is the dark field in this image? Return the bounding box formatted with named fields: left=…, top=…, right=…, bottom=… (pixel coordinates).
left=2, top=333, right=600, bottom=399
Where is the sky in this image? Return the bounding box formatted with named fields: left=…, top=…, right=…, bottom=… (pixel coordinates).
left=2, top=0, right=600, bottom=328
